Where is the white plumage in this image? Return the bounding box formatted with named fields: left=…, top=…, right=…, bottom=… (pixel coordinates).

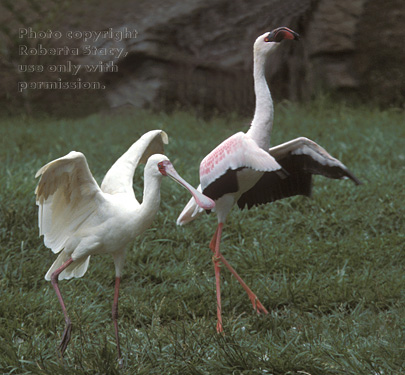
left=36, top=130, right=214, bottom=360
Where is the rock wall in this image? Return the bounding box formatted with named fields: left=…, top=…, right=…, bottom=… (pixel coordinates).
left=85, top=0, right=405, bottom=111
left=1, top=0, right=404, bottom=116
left=96, top=0, right=315, bottom=114
left=354, top=0, right=405, bottom=105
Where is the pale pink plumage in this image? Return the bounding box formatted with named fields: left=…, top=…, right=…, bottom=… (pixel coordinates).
left=177, top=27, right=361, bottom=333
left=200, top=132, right=283, bottom=189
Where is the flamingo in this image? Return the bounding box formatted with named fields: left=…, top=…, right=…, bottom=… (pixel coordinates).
left=35, top=130, right=215, bottom=362
left=177, top=27, right=362, bottom=333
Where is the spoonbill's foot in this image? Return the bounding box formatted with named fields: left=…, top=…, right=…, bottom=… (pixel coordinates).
left=58, top=319, right=72, bottom=356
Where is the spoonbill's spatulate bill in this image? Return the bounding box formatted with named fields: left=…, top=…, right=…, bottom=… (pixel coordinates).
left=177, top=28, right=362, bottom=333
left=36, top=130, right=214, bottom=362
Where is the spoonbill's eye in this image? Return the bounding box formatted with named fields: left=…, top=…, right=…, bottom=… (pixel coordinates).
left=264, top=37, right=269, bottom=42
left=158, top=162, right=167, bottom=175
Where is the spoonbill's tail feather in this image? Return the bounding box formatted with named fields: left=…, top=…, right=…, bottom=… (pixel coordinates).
left=176, top=185, right=207, bottom=225
left=45, top=252, right=91, bottom=281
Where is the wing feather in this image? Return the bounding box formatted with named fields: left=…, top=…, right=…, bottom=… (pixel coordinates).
left=200, top=132, right=283, bottom=192
left=101, top=130, right=168, bottom=195
left=178, top=132, right=286, bottom=224
left=238, top=137, right=362, bottom=209
left=35, top=151, right=104, bottom=254
left=269, top=137, right=362, bottom=184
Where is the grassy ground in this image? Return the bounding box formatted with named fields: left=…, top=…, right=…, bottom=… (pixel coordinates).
left=0, top=100, right=404, bottom=374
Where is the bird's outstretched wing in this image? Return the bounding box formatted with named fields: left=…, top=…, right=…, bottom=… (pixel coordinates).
left=237, top=137, right=362, bottom=209
left=177, top=132, right=285, bottom=225
left=101, top=130, right=168, bottom=196
left=35, top=151, right=104, bottom=254
left=200, top=132, right=284, bottom=198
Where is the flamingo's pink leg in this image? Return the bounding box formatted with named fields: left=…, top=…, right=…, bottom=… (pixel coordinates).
left=209, top=232, right=268, bottom=315
left=211, top=223, right=224, bottom=333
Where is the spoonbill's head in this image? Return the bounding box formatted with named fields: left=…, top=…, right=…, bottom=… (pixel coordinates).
left=148, top=154, right=215, bottom=211
left=254, top=27, right=300, bottom=56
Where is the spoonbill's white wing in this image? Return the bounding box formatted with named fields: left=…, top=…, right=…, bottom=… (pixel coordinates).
left=200, top=132, right=285, bottom=199
left=35, top=151, right=105, bottom=254
left=101, top=130, right=168, bottom=196
left=237, top=137, right=362, bottom=209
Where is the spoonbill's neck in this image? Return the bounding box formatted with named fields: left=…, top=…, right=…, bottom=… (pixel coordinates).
left=246, top=49, right=274, bottom=150
left=138, top=172, right=162, bottom=228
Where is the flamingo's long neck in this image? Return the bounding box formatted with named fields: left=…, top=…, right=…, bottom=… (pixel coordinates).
left=246, top=48, right=273, bottom=150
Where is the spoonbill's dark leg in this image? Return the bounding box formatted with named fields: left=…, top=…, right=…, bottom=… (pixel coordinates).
left=50, top=257, right=74, bottom=356
left=209, top=229, right=268, bottom=315
left=112, top=276, right=122, bottom=365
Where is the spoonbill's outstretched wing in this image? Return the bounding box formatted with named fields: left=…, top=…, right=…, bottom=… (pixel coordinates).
left=101, top=130, right=168, bottom=196
left=237, top=137, right=362, bottom=209
left=35, top=151, right=104, bottom=254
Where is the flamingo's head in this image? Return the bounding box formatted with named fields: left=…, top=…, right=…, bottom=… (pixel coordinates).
left=254, top=27, right=299, bottom=55
left=266, top=27, right=300, bottom=43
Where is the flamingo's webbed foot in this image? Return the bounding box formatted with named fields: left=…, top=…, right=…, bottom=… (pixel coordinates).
left=251, top=296, right=269, bottom=315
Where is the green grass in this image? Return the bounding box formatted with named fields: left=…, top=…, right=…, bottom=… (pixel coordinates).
left=0, top=100, right=404, bottom=374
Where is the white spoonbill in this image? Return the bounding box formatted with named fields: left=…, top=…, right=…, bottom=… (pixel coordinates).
left=35, top=130, right=214, bottom=361
left=177, top=27, right=362, bottom=333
